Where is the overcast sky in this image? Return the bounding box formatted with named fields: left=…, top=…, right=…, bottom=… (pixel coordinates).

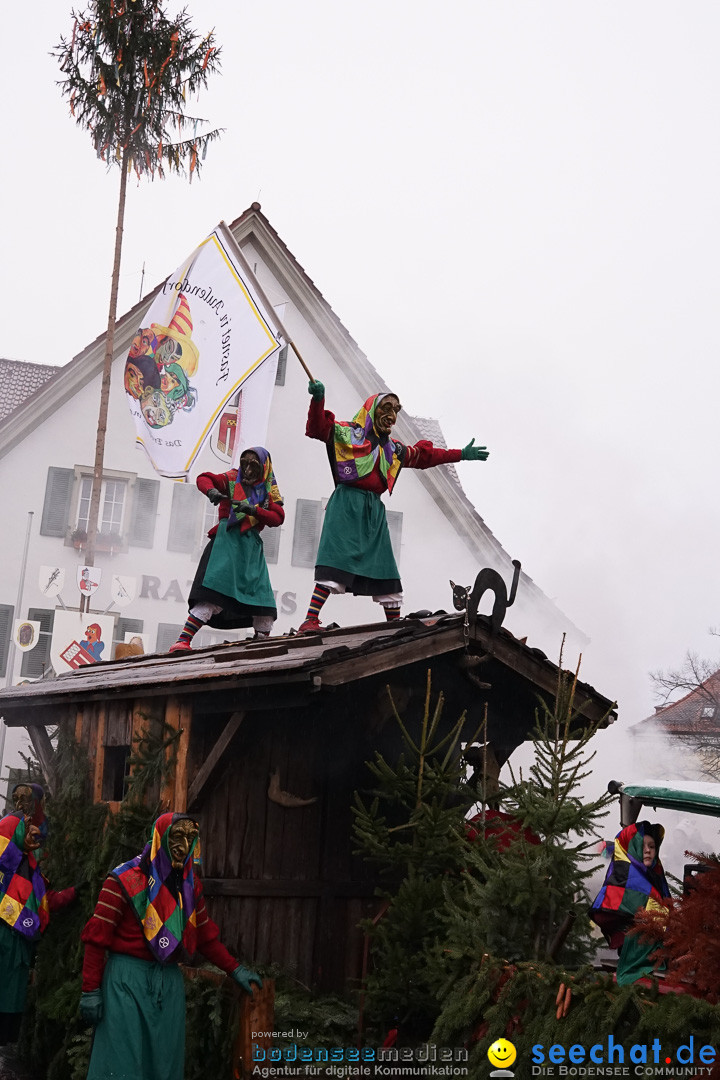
left=2, top=1, right=719, bottom=731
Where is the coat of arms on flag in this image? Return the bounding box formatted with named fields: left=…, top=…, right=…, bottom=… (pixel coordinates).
left=124, top=223, right=283, bottom=479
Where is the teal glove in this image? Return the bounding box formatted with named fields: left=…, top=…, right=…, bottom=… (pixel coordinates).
left=79, top=989, right=103, bottom=1025
left=460, top=438, right=489, bottom=462
left=308, top=379, right=325, bottom=401
left=231, top=964, right=263, bottom=996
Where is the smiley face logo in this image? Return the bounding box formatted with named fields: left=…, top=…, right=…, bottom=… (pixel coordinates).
left=488, top=1039, right=517, bottom=1070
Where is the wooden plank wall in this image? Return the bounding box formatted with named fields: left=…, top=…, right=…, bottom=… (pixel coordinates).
left=197, top=706, right=380, bottom=991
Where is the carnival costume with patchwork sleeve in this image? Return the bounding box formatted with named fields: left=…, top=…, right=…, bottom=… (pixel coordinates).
left=590, top=821, right=670, bottom=985
left=0, top=814, right=74, bottom=1044
left=81, top=812, right=251, bottom=1080
left=306, top=393, right=463, bottom=597
left=188, top=447, right=284, bottom=629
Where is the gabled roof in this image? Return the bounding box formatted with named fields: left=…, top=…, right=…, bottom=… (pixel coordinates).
left=632, top=670, right=720, bottom=736
left=0, top=359, right=59, bottom=422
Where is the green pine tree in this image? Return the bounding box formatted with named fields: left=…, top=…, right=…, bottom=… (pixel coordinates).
left=353, top=674, right=482, bottom=1041
left=431, top=656, right=614, bottom=1061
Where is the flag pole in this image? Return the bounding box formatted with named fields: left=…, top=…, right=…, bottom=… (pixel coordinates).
left=218, top=221, right=315, bottom=381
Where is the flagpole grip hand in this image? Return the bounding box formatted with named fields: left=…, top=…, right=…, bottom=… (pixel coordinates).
left=308, top=379, right=325, bottom=401
left=206, top=488, right=223, bottom=505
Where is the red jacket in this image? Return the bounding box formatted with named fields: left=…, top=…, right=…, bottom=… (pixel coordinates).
left=196, top=470, right=284, bottom=538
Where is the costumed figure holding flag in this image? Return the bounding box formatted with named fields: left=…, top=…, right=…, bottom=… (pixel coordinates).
left=590, top=821, right=671, bottom=985
left=0, top=812, right=76, bottom=1045
left=170, top=447, right=284, bottom=652
left=298, top=380, right=490, bottom=631
left=79, top=813, right=262, bottom=1080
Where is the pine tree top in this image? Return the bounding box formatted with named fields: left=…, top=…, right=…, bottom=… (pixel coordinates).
left=55, top=0, right=223, bottom=179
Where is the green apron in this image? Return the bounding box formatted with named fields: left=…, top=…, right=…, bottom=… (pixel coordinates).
left=316, top=484, right=399, bottom=582
left=202, top=519, right=275, bottom=610
left=0, top=919, right=33, bottom=1013
left=87, top=953, right=186, bottom=1080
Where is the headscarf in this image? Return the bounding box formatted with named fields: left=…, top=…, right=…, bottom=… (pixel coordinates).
left=330, top=394, right=405, bottom=494
left=12, top=783, right=48, bottom=854
left=0, top=814, right=49, bottom=940
left=228, top=446, right=283, bottom=532
left=590, top=821, right=671, bottom=948
left=111, top=812, right=199, bottom=963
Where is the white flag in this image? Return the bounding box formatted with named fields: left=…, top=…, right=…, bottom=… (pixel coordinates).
left=124, top=223, right=282, bottom=479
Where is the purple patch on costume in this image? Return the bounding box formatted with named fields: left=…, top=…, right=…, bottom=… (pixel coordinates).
left=0, top=845, right=23, bottom=876
left=148, top=846, right=173, bottom=902
left=152, top=927, right=180, bottom=961
left=337, top=461, right=359, bottom=482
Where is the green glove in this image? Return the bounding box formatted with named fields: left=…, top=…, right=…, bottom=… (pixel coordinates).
left=308, top=379, right=325, bottom=401
left=460, top=438, right=489, bottom=462
left=231, top=964, right=263, bottom=996
left=79, top=989, right=103, bottom=1025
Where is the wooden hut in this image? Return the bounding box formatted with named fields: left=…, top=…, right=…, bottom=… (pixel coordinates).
left=0, top=609, right=615, bottom=992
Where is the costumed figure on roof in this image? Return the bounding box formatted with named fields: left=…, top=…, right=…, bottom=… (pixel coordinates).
left=169, top=447, right=284, bottom=652
left=0, top=812, right=75, bottom=1045
left=298, top=380, right=490, bottom=632
left=80, top=813, right=262, bottom=1080
left=590, top=820, right=671, bottom=985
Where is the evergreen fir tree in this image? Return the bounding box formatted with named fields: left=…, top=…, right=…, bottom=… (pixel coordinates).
left=431, top=655, right=613, bottom=1058
left=53, top=0, right=222, bottom=565
left=353, top=674, right=482, bottom=1041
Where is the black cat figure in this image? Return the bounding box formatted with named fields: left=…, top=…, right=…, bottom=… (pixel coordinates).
left=450, top=559, right=521, bottom=635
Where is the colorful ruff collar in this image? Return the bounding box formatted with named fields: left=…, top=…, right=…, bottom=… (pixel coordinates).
left=228, top=446, right=283, bottom=531
left=112, top=812, right=198, bottom=963
left=332, top=395, right=403, bottom=493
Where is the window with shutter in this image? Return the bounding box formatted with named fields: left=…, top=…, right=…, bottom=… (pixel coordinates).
left=40, top=468, right=74, bottom=537
left=386, top=510, right=403, bottom=566
left=156, top=623, right=183, bottom=653
left=0, top=604, right=13, bottom=678
left=20, top=608, right=54, bottom=679
left=261, top=526, right=282, bottom=565
left=275, top=345, right=288, bottom=386
left=129, top=477, right=160, bottom=548
left=291, top=499, right=322, bottom=568
left=167, top=484, right=203, bottom=553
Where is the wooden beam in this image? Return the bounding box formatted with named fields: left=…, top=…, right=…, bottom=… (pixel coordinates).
left=187, top=710, right=245, bottom=810
left=92, top=704, right=106, bottom=805
left=319, top=628, right=464, bottom=686
left=26, top=726, right=56, bottom=796
left=160, top=696, right=182, bottom=811
left=173, top=699, right=192, bottom=813
left=202, top=878, right=377, bottom=898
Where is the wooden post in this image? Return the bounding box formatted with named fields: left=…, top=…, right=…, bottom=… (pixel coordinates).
left=92, top=704, right=107, bottom=804
left=174, top=700, right=192, bottom=813
left=161, top=696, right=182, bottom=811
left=235, top=979, right=275, bottom=1080
left=180, top=968, right=274, bottom=1080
